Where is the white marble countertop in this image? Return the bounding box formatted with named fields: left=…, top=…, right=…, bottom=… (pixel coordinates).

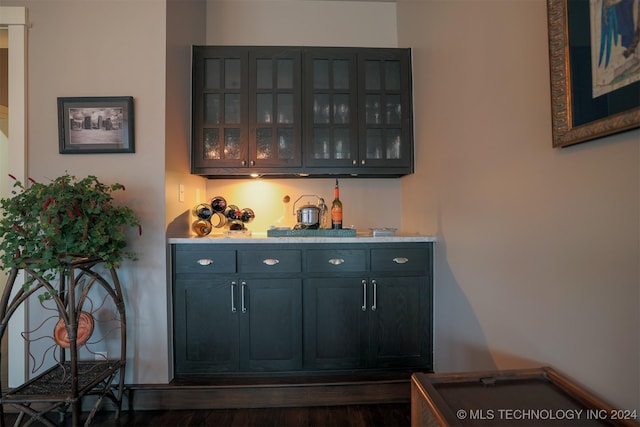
left=168, top=232, right=436, bottom=244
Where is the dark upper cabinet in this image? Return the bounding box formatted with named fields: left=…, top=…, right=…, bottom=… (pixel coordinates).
left=192, top=46, right=413, bottom=177
left=192, top=47, right=249, bottom=171
left=249, top=48, right=303, bottom=169
left=303, top=48, right=359, bottom=169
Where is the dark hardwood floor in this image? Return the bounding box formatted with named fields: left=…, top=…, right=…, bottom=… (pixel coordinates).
left=4, top=403, right=411, bottom=426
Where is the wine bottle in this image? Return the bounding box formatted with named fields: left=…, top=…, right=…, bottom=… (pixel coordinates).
left=192, top=219, right=213, bottom=236
left=331, top=179, right=343, bottom=229
left=192, top=203, right=213, bottom=220
left=210, top=196, right=227, bottom=213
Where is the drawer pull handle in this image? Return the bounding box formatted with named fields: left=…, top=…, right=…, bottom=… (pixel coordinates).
left=197, top=258, right=213, bottom=266
left=328, top=258, right=345, bottom=265
left=393, top=257, right=409, bottom=264
left=263, top=258, right=280, bottom=266
left=362, top=280, right=367, bottom=311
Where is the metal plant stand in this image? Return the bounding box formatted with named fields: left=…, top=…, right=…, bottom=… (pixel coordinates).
left=0, top=257, right=126, bottom=426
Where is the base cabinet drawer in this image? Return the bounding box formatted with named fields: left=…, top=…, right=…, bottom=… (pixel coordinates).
left=306, top=249, right=367, bottom=273
left=174, top=245, right=236, bottom=274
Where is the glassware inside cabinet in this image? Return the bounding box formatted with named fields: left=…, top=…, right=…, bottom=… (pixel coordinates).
left=366, top=95, right=381, bottom=125
left=256, top=94, right=272, bottom=124
left=203, top=129, right=220, bottom=160
left=256, top=128, right=272, bottom=159
left=386, top=130, right=402, bottom=159
left=277, top=128, right=294, bottom=160
left=313, top=128, right=331, bottom=159
left=334, top=128, right=350, bottom=160
left=277, top=94, right=293, bottom=124
left=366, top=129, right=383, bottom=159
left=333, top=94, right=349, bottom=124
left=313, top=94, right=330, bottom=124
left=224, top=128, right=241, bottom=159
left=386, top=94, right=402, bottom=124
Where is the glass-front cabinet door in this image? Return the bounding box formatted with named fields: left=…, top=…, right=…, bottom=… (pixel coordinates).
left=192, top=47, right=249, bottom=171
left=358, top=49, right=413, bottom=171
left=249, top=48, right=302, bottom=168
left=304, top=49, right=358, bottom=168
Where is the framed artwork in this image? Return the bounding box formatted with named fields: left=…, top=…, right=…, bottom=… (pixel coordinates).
left=57, top=96, right=135, bottom=154
left=547, top=0, right=639, bottom=148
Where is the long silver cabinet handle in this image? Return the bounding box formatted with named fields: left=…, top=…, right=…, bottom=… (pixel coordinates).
left=197, top=258, right=213, bottom=266
left=329, top=258, right=345, bottom=265
left=371, top=280, right=377, bottom=311
left=231, top=281, right=237, bottom=313
left=263, top=258, right=280, bottom=266
left=241, top=281, right=247, bottom=313
left=361, top=280, right=367, bottom=311
left=393, top=257, right=409, bottom=264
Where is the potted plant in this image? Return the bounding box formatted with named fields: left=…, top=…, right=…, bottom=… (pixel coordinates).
left=0, top=172, right=141, bottom=284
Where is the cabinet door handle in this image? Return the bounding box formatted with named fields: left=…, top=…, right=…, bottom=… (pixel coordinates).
left=263, top=258, right=280, bottom=266
left=241, top=281, right=247, bottom=313
left=393, top=257, right=409, bottom=264
left=250, top=160, right=255, bottom=166
left=371, top=280, right=377, bottom=311
left=362, top=280, right=367, bottom=311
left=231, top=281, right=237, bottom=313
left=241, top=160, right=247, bottom=166
left=328, top=258, right=345, bottom=265
left=197, top=258, right=213, bottom=266
left=352, top=160, right=357, bottom=166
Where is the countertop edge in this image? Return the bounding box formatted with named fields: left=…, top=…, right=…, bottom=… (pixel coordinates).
left=168, top=234, right=436, bottom=244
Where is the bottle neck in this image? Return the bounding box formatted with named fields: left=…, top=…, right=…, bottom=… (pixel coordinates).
left=334, top=186, right=339, bottom=199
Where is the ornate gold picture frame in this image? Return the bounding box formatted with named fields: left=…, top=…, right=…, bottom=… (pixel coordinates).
left=547, top=0, right=639, bottom=148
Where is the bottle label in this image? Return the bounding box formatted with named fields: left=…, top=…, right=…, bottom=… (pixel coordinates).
left=331, top=207, right=342, bottom=224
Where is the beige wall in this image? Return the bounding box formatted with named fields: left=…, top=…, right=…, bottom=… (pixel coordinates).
left=5, top=0, right=170, bottom=383
left=398, top=0, right=639, bottom=412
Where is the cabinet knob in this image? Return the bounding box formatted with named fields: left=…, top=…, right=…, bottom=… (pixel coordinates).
left=197, top=259, right=213, bottom=266
left=328, top=258, right=345, bottom=265
left=361, top=160, right=366, bottom=165
left=250, top=160, right=255, bottom=166
left=352, top=160, right=357, bottom=166
left=393, top=257, right=409, bottom=264
left=241, top=160, right=247, bottom=166
left=263, top=258, right=280, bottom=266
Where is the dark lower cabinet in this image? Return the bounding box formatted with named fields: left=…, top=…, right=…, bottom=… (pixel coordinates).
left=303, top=278, right=369, bottom=370
left=304, top=276, right=430, bottom=371
left=172, top=241, right=432, bottom=377
left=174, top=276, right=302, bottom=375
left=174, top=277, right=239, bottom=373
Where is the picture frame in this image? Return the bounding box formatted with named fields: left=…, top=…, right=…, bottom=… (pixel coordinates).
left=547, top=0, right=639, bottom=148
left=57, top=96, right=134, bottom=154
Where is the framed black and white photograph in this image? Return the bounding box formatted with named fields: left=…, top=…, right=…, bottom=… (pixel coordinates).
left=57, top=96, right=135, bottom=154
left=547, top=0, right=639, bottom=148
